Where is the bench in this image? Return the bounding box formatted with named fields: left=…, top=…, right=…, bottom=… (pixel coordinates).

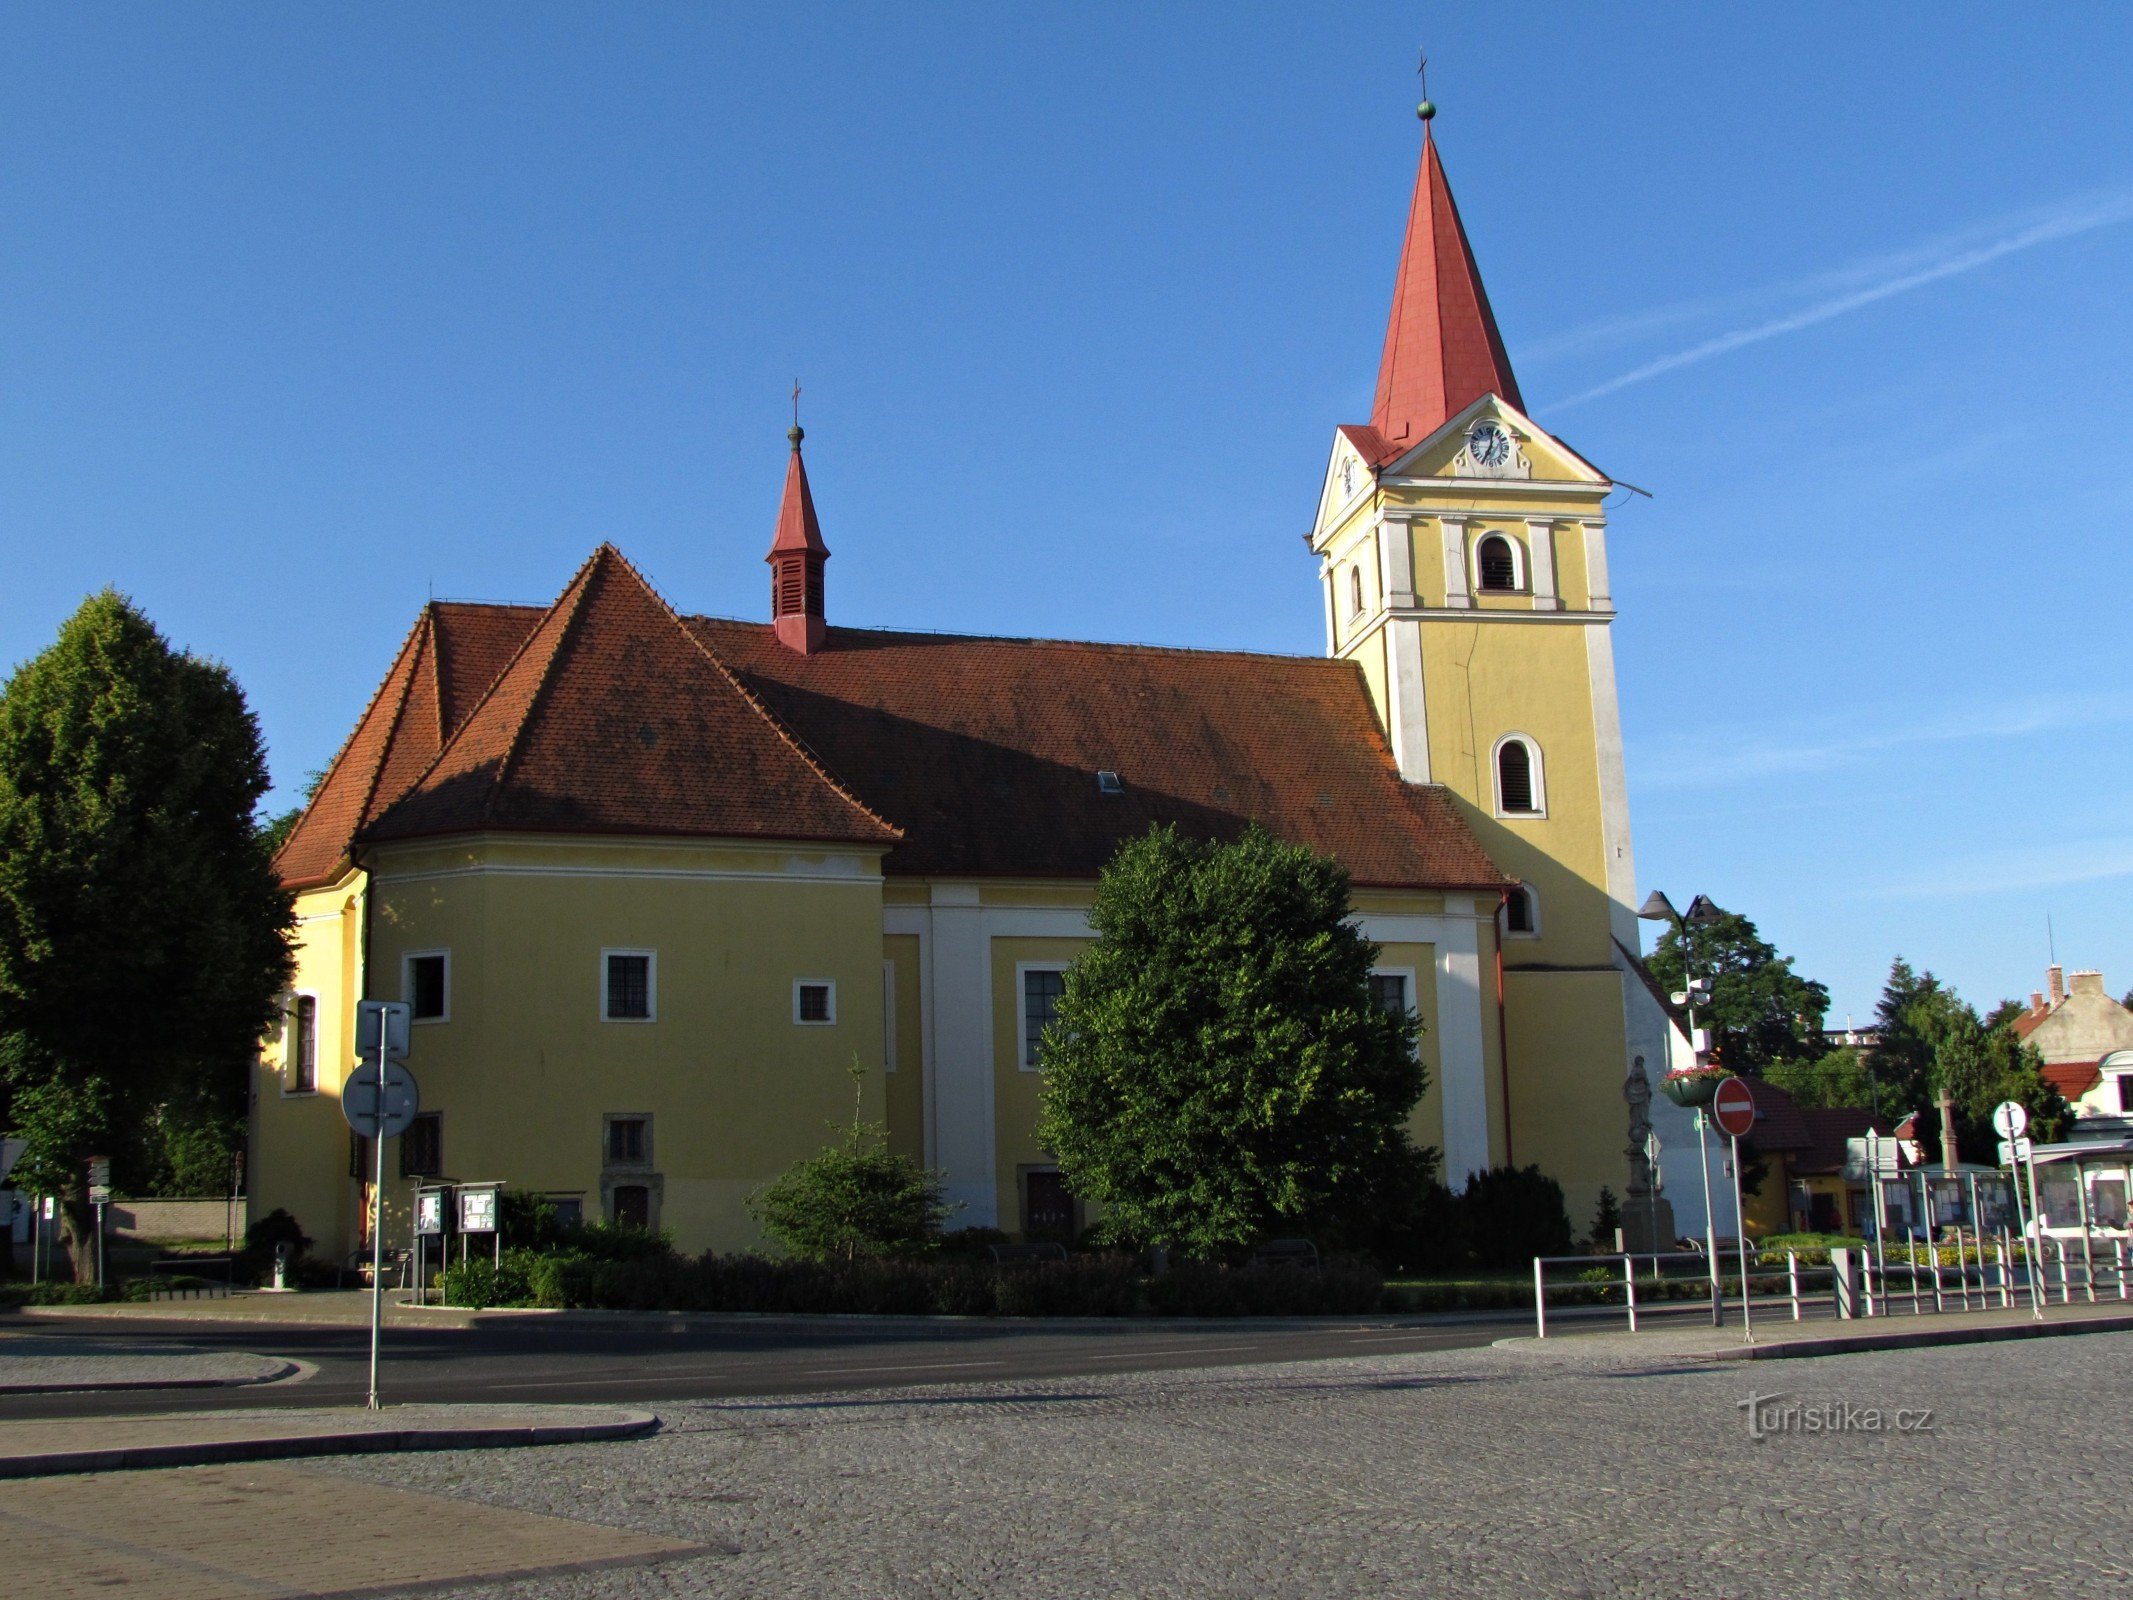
left=1252, top=1238, right=1320, bottom=1270
left=988, top=1241, right=1069, bottom=1266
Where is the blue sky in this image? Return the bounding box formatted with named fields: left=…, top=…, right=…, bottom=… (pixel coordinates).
left=3, top=5, right=2128, bottom=1023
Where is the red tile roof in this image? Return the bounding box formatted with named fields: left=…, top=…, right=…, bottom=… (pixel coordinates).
left=1363, top=129, right=1523, bottom=464
left=2043, top=1060, right=2101, bottom=1100
left=281, top=548, right=1511, bottom=894
left=767, top=435, right=828, bottom=557
left=1733, top=1076, right=1816, bottom=1152
left=360, top=546, right=897, bottom=852
left=1793, top=1106, right=1884, bottom=1176
left=696, top=617, right=1510, bottom=888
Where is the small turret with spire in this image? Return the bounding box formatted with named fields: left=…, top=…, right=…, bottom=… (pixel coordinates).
left=767, top=386, right=829, bottom=654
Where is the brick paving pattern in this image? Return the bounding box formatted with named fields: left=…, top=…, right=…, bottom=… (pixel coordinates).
left=305, top=1330, right=2133, bottom=1599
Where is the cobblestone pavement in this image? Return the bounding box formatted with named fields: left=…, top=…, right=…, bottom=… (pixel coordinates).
left=0, top=1335, right=296, bottom=1392
left=283, top=1329, right=2133, bottom=1599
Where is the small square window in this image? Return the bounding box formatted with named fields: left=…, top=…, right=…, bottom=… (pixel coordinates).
left=546, top=1194, right=585, bottom=1229
left=406, top=952, right=449, bottom=1022
left=610, top=1184, right=651, bottom=1229
left=795, top=980, right=835, bottom=1025
left=603, top=951, right=654, bottom=1021
left=605, top=1115, right=649, bottom=1166
left=1369, top=973, right=1409, bottom=1016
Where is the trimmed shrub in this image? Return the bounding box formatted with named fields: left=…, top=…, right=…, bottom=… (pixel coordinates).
left=1459, top=1165, right=1574, bottom=1268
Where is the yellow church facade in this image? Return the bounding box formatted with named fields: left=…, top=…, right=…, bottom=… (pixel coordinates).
left=252, top=110, right=1661, bottom=1261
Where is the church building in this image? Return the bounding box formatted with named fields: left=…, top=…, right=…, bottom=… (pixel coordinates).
left=254, top=107, right=1662, bottom=1258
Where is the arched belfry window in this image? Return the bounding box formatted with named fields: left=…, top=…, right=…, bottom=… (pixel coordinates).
left=1348, top=565, right=1365, bottom=616
left=1493, top=735, right=1544, bottom=816
left=1476, top=534, right=1521, bottom=593
left=1504, top=883, right=1538, bottom=937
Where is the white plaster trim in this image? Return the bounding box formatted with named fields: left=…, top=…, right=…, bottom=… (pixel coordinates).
left=1490, top=733, right=1548, bottom=820
left=1384, top=616, right=1431, bottom=784
left=1524, top=520, right=1560, bottom=611
left=1379, top=516, right=1418, bottom=610
left=1440, top=517, right=1472, bottom=610
left=793, top=978, right=837, bottom=1026
left=1380, top=480, right=1607, bottom=499
left=402, top=948, right=451, bottom=1025
left=599, top=948, right=657, bottom=1024
left=1380, top=607, right=1611, bottom=626
left=1584, top=623, right=1640, bottom=950
left=1581, top=520, right=1614, bottom=614
left=882, top=959, right=897, bottom=1073
left=371, top=861, right=881, bottom=888
left=1014, top=961, right=1070, bottom=1073
left=1433, top=911, right=1490, bottom=1183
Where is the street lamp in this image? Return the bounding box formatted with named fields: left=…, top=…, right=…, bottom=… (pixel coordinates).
left=1639, top=889, right=1727, bottom=1325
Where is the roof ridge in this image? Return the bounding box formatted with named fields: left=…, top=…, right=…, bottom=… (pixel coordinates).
left=354, top=606, right=436, bottom=829
left=611, top=547, right=901, bottom=842
left=690, top=612, right=1340, bottom=668
left=482, top=548, right=610, bottom=820
left=271, top=602, right=434, bottom=880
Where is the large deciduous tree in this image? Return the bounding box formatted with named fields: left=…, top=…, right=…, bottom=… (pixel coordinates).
left=1871, top=959, right=2070, bottom=1157
left=0, top=592, right=292, bottom=1280
left=1645, top=906, right=1829, bottom=1073
left=1035, top=825, right=1424, bottom=1256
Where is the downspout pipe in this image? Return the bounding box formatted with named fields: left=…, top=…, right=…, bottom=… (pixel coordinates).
left=1494, top=889, right=1513, bottom=1168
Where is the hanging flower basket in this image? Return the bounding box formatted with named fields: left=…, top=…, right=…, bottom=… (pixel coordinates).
left=1660, top=1066, right=1728, bottom=1109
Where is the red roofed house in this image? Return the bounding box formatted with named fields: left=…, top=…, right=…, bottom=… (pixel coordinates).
left=253, top=106, right=1667, bottom=1259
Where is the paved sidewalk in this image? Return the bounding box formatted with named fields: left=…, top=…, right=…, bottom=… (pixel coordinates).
left=0, top=1402, right=658, bottom=1477
left=0, top=1335, right=300, bottom=1394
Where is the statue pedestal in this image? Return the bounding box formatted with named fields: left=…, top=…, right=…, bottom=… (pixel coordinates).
left=1623, top=1196, right=1675, bottom=1255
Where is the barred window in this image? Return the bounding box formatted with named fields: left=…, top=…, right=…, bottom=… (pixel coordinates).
left=1477, top=535, right=1519, bottom=592
left=603, top=952, right=654, bottom=1021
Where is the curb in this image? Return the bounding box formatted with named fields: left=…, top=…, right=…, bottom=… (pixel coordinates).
left=1705, top=1311, right=2133, bottom=1362
left=0, top=1356, right=301, bottom=1396
left=0, top=1409, right=660, bottom=1479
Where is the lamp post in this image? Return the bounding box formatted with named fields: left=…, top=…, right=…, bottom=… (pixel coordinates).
left=1639, top=890, right=1726, bottom=1326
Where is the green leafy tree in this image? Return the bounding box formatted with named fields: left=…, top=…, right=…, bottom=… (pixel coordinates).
left=1870, top=959, right=1968, bottom=1117
left=750, top=1062, right=951, bottom=1263
left=1035, top=825, right=1424, bottom=1256
left=1644, top=907, right=1829, bottom=1073
left=254, top=767, right=328, bottom=857
left=0, top=592, right=292, bottom=1280
left=1763, top=1046, right=1877, bottom=1112
left=1868, top=959, right=2070, bottom=1157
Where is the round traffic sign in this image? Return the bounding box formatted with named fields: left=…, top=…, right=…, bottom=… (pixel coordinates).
left=1991, top=1100, right=2028, bottom=1141
left=1710, top=1076, right=1756, bottom=1140
left=342, top=1061, right=420, bottom=1140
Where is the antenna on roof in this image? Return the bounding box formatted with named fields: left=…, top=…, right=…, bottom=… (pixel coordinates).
left=2048, top=911, right=2057, bottom=966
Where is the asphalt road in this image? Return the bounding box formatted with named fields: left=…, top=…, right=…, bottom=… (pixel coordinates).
left=0, top=1311, right=1522, bottom=1418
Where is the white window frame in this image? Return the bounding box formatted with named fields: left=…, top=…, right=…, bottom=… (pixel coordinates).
left=882, top=960, right=897, bottom=1072
left=1369, top=966, right=1421, bottom=1058
left=1470, top=529, right=1527, bottom=594
left=600, top=948, right=658, bottom=1024
left=793, top=978, right=837, bottom=1026
left=283, top=989, right=320, bottom=1096
left=1017, top=962, right=1070, bottom=1073
left=1491, top=733, right=1547, bottom=819
left=403, top=948, right=451, bottom=1025
left=1503, top=882, right=1542, bottom=940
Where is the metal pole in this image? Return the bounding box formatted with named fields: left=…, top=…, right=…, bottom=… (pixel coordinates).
left=1787, top=1250, right=1800, bottom=1321
left=1695, top=1111, right=1722, bottom=1325
left=95, top=1200, right=105, bottom=1291
left=1921, top=1176, right=1943, bottom=1312
left=1532, top=1257, right=1547, bottom=1340
left=1997, top=1231, right=2011, bottom=1309
left=368, top=1030, right=388, bottom=1411
left=1730, top=1132, right=1753, bottom=1343
left=1623, top=1254, right=1637, bottom=1334
left=2006, top=1158, right=2043, bottom=1319
left=2073, top=1159, right=2097, bottom=1303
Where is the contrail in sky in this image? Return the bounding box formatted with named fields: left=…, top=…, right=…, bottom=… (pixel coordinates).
left=1549, top=188, right=2133, bottom=410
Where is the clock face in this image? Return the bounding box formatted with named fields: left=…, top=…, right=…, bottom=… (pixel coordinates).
left=1468, top=421, right=1512, bottom=468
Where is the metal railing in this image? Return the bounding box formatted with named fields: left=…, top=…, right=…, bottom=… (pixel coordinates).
left=1531, top=1236, right=2132, bottom=1338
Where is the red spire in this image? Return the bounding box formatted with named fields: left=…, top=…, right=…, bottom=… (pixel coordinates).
left=1368, top=126, right=1523, bottom=455
left=766, top=425, right=828, bottom=654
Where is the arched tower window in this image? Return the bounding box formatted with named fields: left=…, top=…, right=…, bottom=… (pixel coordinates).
left=1504, top=883, right=1538, bottom=937
left=1493, top=735, right=1544, bottom=816
left=1348, top=565, right=1365, bottom=616
left=1476, top=533, right=1521, bottom=592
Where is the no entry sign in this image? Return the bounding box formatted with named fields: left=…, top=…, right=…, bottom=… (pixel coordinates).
left=1711, top=1076, right=1756, bottom=1140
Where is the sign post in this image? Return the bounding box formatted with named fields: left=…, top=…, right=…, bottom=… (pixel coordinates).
left=1993, top=1100, right=2043, bottom=1320
left=1711, top=1076, right=1758, bottom=1342
left=346, top=1000, right=416, bottom=1410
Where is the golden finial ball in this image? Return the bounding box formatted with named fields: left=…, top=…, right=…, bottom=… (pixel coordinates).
left=1416, top=99, right=1436, bottom=122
